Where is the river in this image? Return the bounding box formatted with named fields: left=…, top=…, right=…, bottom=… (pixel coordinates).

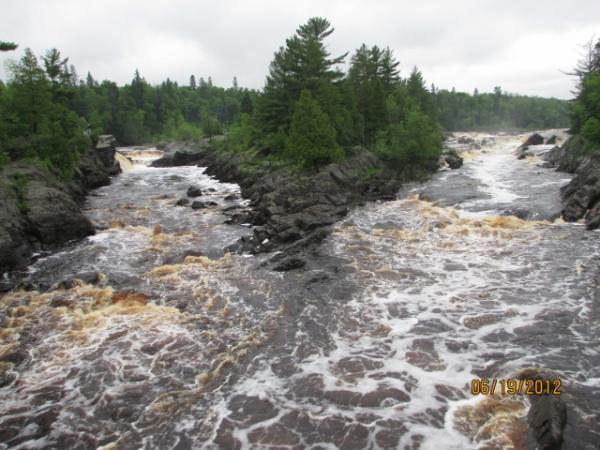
left=1, top=132, right=599, bottom=449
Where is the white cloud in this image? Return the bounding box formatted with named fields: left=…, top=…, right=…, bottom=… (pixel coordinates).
left=1, top=0, right=598, bottom=98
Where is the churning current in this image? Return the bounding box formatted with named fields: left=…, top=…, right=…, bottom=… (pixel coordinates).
left=1, top=132, right=599, bottom=449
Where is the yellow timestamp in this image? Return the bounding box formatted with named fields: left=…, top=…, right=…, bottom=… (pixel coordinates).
left=470, top=378, right=561, bottom=396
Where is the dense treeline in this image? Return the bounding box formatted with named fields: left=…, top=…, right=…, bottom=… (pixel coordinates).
left=232, top=17, right=443, bottom=170
left=74, top=70, right=254, bottom=145
left=434, top=87, right=570, bottom=131
left=0, top=19, right=575, bottom=177
left=570, top=38, right=600, bottom=150
left=0, top=45, right=254, bottom=175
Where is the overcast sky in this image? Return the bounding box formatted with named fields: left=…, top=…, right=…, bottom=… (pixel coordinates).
left=1, top=0, right=599, bottom=99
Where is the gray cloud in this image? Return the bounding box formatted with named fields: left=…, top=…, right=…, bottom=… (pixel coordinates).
left=1, top=0, right=599, bottom=98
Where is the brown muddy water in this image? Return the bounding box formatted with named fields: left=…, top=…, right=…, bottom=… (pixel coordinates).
left=1, top=132, right=599, bottom=449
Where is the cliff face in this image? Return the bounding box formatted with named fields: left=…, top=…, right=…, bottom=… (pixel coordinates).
left=545, top=135, right=600, bottom=229
left=0, top=136, right=120, bottom=274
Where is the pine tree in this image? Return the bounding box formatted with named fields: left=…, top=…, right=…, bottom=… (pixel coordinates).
left=189, top=74, right=197, bottom=90
left=86, top=72, right=97, bottom=88
left=378, top=46, right=400, bottom=93
left=43, top=48, right=69, bottom=85
left=232, top=76, right=239, bottom=90
left=348, top=44, right=399, bottom=145
left=240, top=91, right=253, bottom=114
left=286, top=90, right=342, bottom=169
left=258, top=17, right=347, bottom=135
left=0, top=41, right=18, bottom=52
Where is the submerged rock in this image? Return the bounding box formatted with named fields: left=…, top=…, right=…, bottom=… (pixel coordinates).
left=272, top=256, right=306, bottom=271
left=191, top=200, right=218, bottom=209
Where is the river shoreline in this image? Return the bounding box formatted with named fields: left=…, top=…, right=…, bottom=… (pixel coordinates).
left=545, top=134, right=600, bottom=229
left=0, top=136, right=121, bottom=281
left=151, top=140, right=464, bottom=270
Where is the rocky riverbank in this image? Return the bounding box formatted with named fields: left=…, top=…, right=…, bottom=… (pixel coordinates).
left=0, top=136, right=120, bottom=276
left=152, top=141, right=462, bottom=270
left=545, top=134, right=600, bottom=229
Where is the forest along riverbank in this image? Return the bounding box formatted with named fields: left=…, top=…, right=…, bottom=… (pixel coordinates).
left=0, top=131, right=599, bottom=449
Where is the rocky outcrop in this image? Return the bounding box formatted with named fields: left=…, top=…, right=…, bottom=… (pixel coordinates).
left=154, top=143, right=433, bottom=270
left=516, top=132, right=545, bottom=159
left=544, top=135, right=600, bottom=229
left=0, top=136, right=120, bottom=275
left=151, top=141, right=207, bottom=167
left=440, top=149, right=463, bottom=169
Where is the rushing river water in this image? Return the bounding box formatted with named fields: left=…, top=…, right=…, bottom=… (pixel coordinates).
left=1, top=132, right=599, bottom=449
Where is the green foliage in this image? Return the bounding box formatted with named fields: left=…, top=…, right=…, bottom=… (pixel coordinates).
left=0, top=41, right=18, bottom=52
left=202, top=113, right=222, bottom=141
left=11, top=172, right=29, bottom=213
left=348, top=44, right=400, bottom=145
left=570, top=39, right=600, bottom=151
left=434, top=87, right=570, bottom=131
left=257, top=17, right=347, bottom=134
left=0, top=150, right=9, bottom=169
left=375, top=109, right=442, bottom=170
left=285, top=90, right=343, bottom=169
left=581, top=117, right=600, bottom=143
left=227, top=113, right=256, bottom=151
left=0, top=48, right=89, bottom=177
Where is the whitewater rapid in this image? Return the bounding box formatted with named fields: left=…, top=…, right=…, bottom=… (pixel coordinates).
left=1, top=132, right=599, bottom=449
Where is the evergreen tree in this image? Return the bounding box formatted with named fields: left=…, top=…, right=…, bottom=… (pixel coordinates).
left=240, top=91, right=253, bottom=114
left=378, top=46, right=400, bottom=93
left=258, top=17, right=347, bottom=136
left=86, top=72, right=97, bottom=88
left=189, top=74, right=197, bottom=90
left=571, top=38, right=600, bottom=145
left=1, top=48, right=88, bottom=173
left=375, top=109, right=442, bottom=169
left=202, top=113, right=222, bottom=142
left=233, top=76, right=239, bottom=90
left=348, top=44, right=398, bottom=145
left=43, top=48, right=70, bottom=85
left=130, top=69, right=146, bottom=108
left=286, top=90, right=342, bottom=169
left=0, top=41, right=17, bottom=51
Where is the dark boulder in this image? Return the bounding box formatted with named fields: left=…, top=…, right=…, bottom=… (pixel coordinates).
left=545, top=135, right=600, bottom=229
left=278, top=227, right=302, bottom=243
left=516, top=133, right=545, bottom=159
left=518, top=369, right=566, bottom=450
left=545, top=135, right=557, bottom=145
left=191, top=200, right=218, bottom=209
left=175, top=198, right=189, bottom=206
left=224, top=194, right=239, bottom=201
left=522, top=133, right=545, bottom=148
left=440, top=149, right=463, bottom=169
left=186, top=186, right=203, bottom=197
